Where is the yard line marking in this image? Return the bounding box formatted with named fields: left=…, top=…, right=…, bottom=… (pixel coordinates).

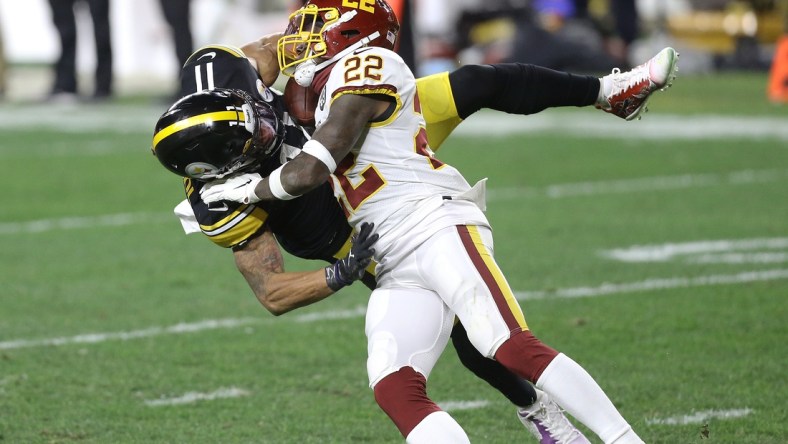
left=0, top=318, right=260, bottom=350
left=1, top=105, right=785, bottom=140
left=144, top=387, right=250, bottom=407
left=487, top=169, right=788, bottom=201
left=601, top=237, right=788, bottom=262
left=0, top=212, right=172, bottom=235
left=4, top=270, right=786, bottom=351
left=457, top=112, right=788, bottom=141
left=438, top=400, right=492, bottom=412
left=689, top=252, right=788, bottom=264
left=3, top=169, right=785, bottom=236
left=646, top=408, right=754, bottom=425
left=515, top=269, right=788, bottom=300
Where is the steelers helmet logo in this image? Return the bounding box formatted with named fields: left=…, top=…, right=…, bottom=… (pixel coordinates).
left=185, top=162, right=219, bottom=179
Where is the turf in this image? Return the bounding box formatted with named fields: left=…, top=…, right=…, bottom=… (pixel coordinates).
left=0, top=72, right=786, bottom=443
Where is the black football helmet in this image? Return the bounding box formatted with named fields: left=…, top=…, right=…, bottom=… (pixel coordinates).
left=152, top=88, right=284, bottom=180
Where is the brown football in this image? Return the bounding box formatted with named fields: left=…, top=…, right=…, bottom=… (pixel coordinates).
left=283, top=77, right=317, bottom=128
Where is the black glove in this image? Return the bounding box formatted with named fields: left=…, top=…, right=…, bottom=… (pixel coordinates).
left=325, top=222, right=379, bottom=291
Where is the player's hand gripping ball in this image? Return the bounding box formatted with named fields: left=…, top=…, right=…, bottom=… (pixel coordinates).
left=284, top=77, right=317, bottom=128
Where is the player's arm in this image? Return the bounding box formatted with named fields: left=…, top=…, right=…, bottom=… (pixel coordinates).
left=233, top=223, right=377, bottom=316
left=208, top=93, right=387, bottom=202
left=240, top=33, right=282, bottom=87
left=274, top=94, right=388, bottom=197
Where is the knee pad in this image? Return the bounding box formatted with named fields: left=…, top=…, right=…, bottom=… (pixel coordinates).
left=373, top=367, right=442, bottom=438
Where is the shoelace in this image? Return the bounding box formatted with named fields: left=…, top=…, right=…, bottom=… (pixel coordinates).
left=527, top=401, right=583, bottom=443
left=609, top=63, right=650, bottom=97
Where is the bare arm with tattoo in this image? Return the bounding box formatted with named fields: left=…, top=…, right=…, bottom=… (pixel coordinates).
left=233, top=222, right=378, bottom=315
left=233, top=229, right=333, bottom=316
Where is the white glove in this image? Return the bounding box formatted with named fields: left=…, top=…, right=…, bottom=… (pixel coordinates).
left=200, top=173, right=263, bottom=204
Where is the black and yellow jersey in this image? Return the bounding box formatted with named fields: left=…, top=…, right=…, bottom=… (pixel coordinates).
left=178, top=45, right=351, bottom=261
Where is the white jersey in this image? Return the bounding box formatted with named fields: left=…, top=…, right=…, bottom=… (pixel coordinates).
left=314, top=47, right=489, bottom=272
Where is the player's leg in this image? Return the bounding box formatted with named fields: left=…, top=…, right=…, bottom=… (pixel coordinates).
left=47, top=0, right=79, bottom=96
left=448, top=47, right=678, bottom=121
left=424, top=224, right=642, bottom=444
left=86, top=0, right=112, bottom=98
left=450, top=321, right=536, bottom=407
left=366, top=286, right=468, bottom=443
left=449, top=63, right=599, bottom=118
left=451, top=322, right=590, bottom=444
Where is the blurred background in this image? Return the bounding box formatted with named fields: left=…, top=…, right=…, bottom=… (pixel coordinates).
left=0, top=0, right=785, bottom=103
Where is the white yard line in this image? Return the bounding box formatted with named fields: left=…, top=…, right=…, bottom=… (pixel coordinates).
left=647, top=408, right=754, bottom=425
left=487, top=169, right=788, bottom=201
left=438, top=400, right=492, bottom=412
left=1, top=106, right=786, bottom=141
left=0, top=212, right=172, bottom=235
left=601, top=237, right=788, bottom=262
left=0, top=318, right=260, bottom=350
left=4, top=270, right=786, bottom=351
left=144, top=387, right=250, bottom=407
left=515, top=269, right=788, bottom=300
left=2, top=169, right=785, bottom=236
left=456, top=112, right=788, bottom=141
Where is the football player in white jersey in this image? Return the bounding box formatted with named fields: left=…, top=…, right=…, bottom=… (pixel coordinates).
left=197, top=2, right=678, bottom=442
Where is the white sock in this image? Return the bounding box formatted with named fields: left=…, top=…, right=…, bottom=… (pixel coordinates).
left=405, top=411, right=470, bottom=444
left=535, top=353, right=644, bottom=444
left=597, top=75, right=612, bottom=106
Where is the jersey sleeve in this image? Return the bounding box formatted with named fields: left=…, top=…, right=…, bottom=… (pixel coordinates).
left=183, top=178, right=270, bottom=248
left=415, top=71, right=462, bottom=151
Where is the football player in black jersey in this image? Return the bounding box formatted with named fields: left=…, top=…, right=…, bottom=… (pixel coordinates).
left=153, top=33, right=675, bottom=442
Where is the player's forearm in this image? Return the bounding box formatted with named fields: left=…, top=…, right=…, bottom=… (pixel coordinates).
left=240, top=33, right=282, bottom=87
left=233, top=231, right=335, bottom=315
left=248, top=269, right=335, bottom=316
left=251, top=154, right=331, bottom=201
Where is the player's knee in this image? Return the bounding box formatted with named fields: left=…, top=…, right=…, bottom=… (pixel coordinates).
left=372, top=367, right=441, bottom=438
left=462, top=313, right=499, bottom=358
left=494, top=330, right=559, bottom=382
left=367, top=331, right=398, bottom=386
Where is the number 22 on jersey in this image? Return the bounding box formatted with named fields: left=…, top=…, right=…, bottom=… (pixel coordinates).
left=333, top=55, right=445, bottom=215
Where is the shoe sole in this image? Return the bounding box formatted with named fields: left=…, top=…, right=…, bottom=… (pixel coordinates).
left=625, top=48, right=680, bottom=121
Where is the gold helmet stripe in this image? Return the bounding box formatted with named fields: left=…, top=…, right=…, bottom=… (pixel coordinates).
left=152, top=110, right=245, bottom=151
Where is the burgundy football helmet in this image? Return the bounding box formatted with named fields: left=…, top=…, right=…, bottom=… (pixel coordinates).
left=277, top=0, right=400, bottom=86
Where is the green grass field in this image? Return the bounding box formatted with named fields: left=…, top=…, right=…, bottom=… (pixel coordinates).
left=1, top=72, right=786, bottom=443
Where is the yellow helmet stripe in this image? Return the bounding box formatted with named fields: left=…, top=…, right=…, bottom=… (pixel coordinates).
left=152, top=110, right=245, bottom=151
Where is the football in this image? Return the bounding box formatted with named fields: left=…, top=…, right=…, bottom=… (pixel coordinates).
left=284, top=77, right=318, bottom=128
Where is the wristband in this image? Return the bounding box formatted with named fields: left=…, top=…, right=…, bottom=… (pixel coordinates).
left=325, top=262, right=351, bottom=291
left=302, top=139, right=337, bottom=173
left=268, top=165, right=301, bottom=200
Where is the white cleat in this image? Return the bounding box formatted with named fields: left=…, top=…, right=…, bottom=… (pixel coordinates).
left=597, top=47, right=679, bottom=121
left=517, top=389, right=591, bottom=444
